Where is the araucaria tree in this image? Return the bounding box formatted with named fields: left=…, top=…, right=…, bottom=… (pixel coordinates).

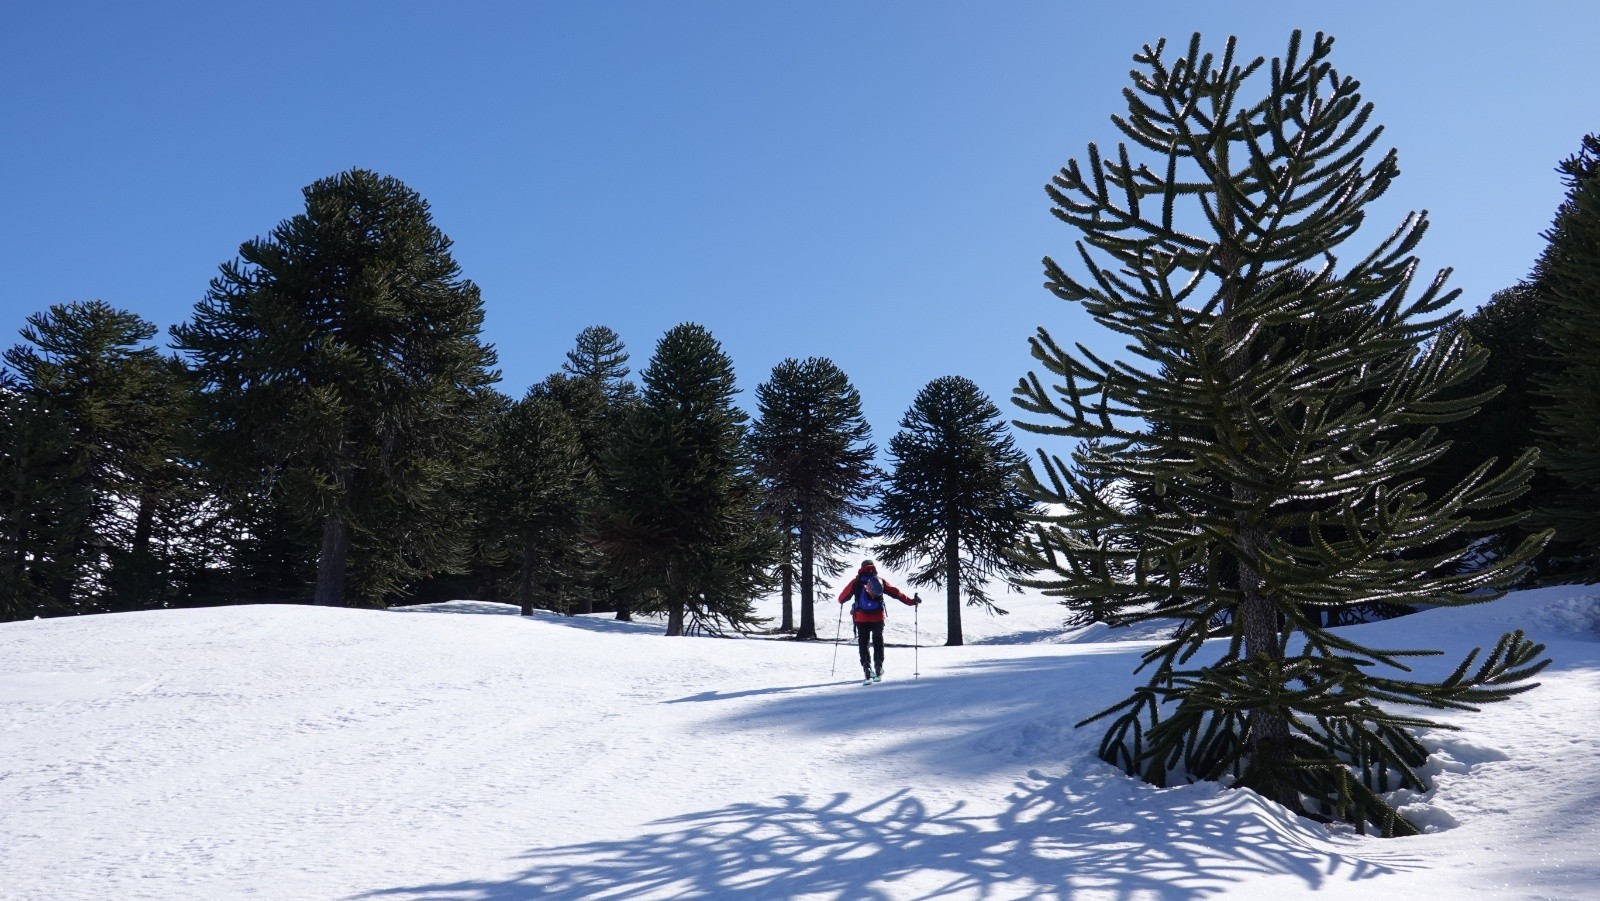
left=552, top=328, right=641, bottom=617
left=876, top=375, right=1033, bottom=646
left=1012, top=32, right=1550, bottom=835
left=3, top=301, right=193, bottom=614
left=596, top=323, right=774, bottom=635
left=750, top=357, right=877, bottom=639
left=1532, top=134, right=1600, bottom=577
left=482, top=390, right=591, bottom=616
left=0, top=374, right=90, bottom=620
left=562, top=324, right=638, bottom=408
left=174, top=168, right=499, bottom=607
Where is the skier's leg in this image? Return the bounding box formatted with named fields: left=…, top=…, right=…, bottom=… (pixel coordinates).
left=871, top=622, right=885, bottom=674
left=856, top=620, right=871, bottom=674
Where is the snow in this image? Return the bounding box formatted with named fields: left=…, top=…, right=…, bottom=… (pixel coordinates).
left=2, top=582, right=1597, bottom=899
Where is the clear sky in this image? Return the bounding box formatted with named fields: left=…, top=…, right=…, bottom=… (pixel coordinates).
left=4, top=1, right=1596, bottom=450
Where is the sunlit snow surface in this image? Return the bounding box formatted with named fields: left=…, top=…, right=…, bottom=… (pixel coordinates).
left=2, top=582, right=1597, bottom=899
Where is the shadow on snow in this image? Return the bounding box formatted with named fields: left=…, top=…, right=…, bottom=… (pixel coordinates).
left=666, top=682, right=848, bottom=703
left=688, top=653, right=1162, bottom=779
left=352, top=770, right=1418, bottom=900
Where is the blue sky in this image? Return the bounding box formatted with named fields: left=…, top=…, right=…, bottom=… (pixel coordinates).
left=4, top=2, right=1596, bottom=449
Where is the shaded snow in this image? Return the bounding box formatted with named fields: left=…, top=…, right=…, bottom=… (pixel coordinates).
left=1, top=583, right=1597, bottom=899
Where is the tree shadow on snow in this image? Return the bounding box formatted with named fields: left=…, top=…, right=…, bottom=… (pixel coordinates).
left=694, top=654, right=1160, bottom=780
left=352, top=770, right=1421, bottom=900
left=666, top=682, right=846, bottom=703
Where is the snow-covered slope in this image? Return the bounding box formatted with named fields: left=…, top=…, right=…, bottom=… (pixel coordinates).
left=2, top=584, right=1597, bottom=899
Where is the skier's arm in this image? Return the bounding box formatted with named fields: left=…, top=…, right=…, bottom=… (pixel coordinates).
left=837, top=579, right=858, bottom=604
left=884, top=581, right=920, bottom=605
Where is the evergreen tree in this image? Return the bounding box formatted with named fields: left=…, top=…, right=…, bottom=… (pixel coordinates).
left=209, top=470, right=317, bottom=604
left=533, top=373, right=610, bottom=463
left=876, top=375, right=1033, bottom=646
left=1453, top=289, right=1543, bottom=476
left=595, top=323, right=774, bottom=635
left=523, top=373, right=609, bottom=613
left=0, top=376, right=91, bottom=620
left=750, top=357, right=878, bottom=640
left=1013, top=32, right=1550, bottom=834
left=484, top=390, right=591, bottom=616
left=535, top=367, right=645, bottom=616
left=1532, top=134, right=1600, bottom=578
left=555, top=328, right=641, bottom=616
left=561, top=324, right=637, bottom=407
left=1426, top=286, right=1565, bottom=579
left=173, top=168, right=500, bottom=607
left=3, top=301, right=192, bottom=612
left=1041, top=438, right=1131, bottom=626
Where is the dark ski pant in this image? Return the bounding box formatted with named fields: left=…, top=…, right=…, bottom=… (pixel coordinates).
left=855, top=620, right=885, bottom=674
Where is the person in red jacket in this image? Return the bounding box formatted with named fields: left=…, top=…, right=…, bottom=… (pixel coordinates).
left=837, top=559, right=920, bottom=683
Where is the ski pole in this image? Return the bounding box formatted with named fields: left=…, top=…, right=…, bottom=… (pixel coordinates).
left=914, top=595, right=920, bottom=680
left=830, top=601, right=844, bottom=676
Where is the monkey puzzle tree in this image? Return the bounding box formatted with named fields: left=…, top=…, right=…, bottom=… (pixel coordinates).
left=1013, top=31, right=1550, bottom=835
left=876, top=375, right=1033, bottom=646
left=750, top=357, right=877, bottom=639
left=0, top=375, right=90, bottom=620
left=1532, top=134, right=1600, bottom=577
left=596, top=323, right=774, bottom=635
left=483, top=390, right=590, bottom=616
left=561, top=324, right=637, bottom=408
left=174, top=168, right=499, bottom=606
left=4, top=301, right=193, bottom=612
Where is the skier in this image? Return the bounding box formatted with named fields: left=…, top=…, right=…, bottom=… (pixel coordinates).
left=837, top=559, right=920, bottom=684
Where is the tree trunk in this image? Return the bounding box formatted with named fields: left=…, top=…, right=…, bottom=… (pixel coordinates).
left=779, top=530, right=794, bottom=633
left=518, top=537, right=536, bottom=617
left=227, top=519, right=244, bottom=606
left=117, top=489, right=159, bottom=610
left=48, top=572, right=74, bottom=612
left=613, top=571, right=631, bottom=620
left=1220, top=226, right=1298, bottom=811
left=797, top=513, right=817, bottom=640
left=576, top=575, right=593, bottom=615
left=131, top=489, right=156, bottom=563
left=664, top=562, right=685, bottom=636
left=944, top=526, right=963, bottom=646
left=313, top=510, right=349, bottom=606
left=8, top=465, right=28, bottom=603
left=1238, top=519, right=1299, bottom=810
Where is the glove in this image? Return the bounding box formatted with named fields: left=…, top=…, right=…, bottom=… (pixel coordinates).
left=913, top=594, right=922, bottom=605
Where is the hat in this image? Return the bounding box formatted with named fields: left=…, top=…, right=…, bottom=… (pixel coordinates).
left=861, top=560, right=876, bottom=570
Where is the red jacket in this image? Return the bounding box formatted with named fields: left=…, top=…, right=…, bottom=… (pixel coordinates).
left=837, top=570, right=917, bottom=623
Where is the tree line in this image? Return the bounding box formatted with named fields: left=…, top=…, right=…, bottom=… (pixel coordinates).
left=0, top=170, right=1034, bottom=643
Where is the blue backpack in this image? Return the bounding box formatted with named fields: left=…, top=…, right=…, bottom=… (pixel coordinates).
left=855, top=573, right=885, bottom=614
